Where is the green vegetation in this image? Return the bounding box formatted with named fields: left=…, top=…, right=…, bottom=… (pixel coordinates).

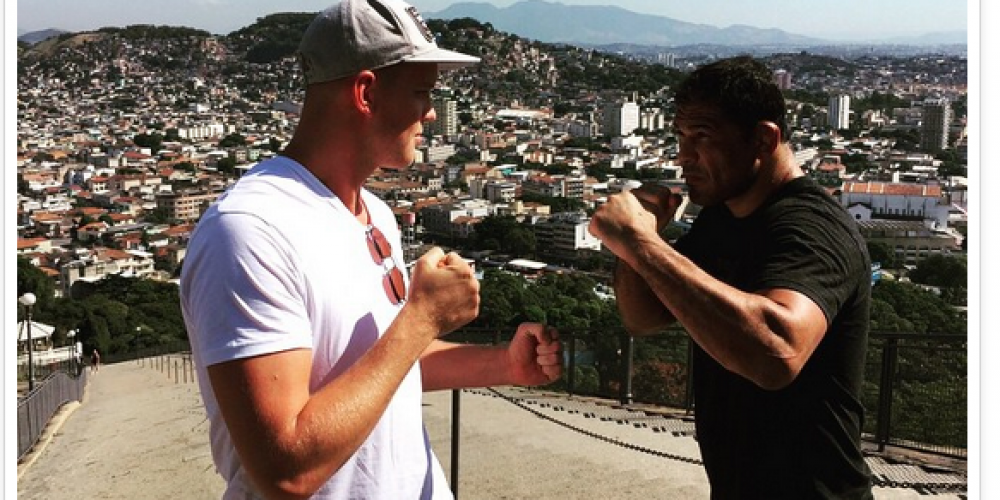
left=225, top=13, right=315, bottom=63
left=97, top=25, right=211, bottom=39
left=133, top=132, right=164, bottom=152
left=474, top=215, right=537, bottom=257
left=520, top=192, right=586, bottom=213
left=17, top=258, right=187, bottom=358
left=218, top=133, right=247, bottom=148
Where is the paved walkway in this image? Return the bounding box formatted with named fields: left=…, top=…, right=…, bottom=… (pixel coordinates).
left=17, top=358, right=224, bottom=499
left=17, top=359, right=967, bottom=499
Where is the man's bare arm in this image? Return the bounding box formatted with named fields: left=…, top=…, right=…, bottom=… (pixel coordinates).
left=612, top=258, right=676, bottom=335
left=622, top=230, right=828, bottom=390
left=207, top=249, right=478, bottom=500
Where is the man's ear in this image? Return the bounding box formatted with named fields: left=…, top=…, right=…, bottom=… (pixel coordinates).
left=755, top=121, right=781, bottom=155
left=353, top=70, right=377, bottom=115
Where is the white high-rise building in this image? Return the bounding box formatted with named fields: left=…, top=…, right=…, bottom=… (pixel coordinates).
left=828, top=94, right=850, bottom=130
left=428, top=97, right=458, bottom=139
left=639, top=109, right=666, bottom=132
left=773, top=69, right=792, bottom=90
left=603, top=101, right=640, bottom=137
left=920, top=98, right=952, bottom=152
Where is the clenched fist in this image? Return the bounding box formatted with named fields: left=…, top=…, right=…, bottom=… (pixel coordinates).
left=406, top=247, right=480, bottom=337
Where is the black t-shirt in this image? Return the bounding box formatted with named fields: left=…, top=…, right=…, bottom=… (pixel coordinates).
left=674, top=176, right=873, bottom=500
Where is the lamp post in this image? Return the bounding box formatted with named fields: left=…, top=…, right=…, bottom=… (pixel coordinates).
left=19, top=293, right=37, bottom=392
left=67, top=329, right=77, bottom=374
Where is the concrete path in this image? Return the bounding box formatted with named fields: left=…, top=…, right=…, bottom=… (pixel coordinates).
left=17, top=360, right=966, bottom=499
left=17, top=358, right=225, bottom=500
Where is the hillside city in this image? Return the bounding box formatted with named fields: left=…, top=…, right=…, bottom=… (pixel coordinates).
left=15, top=18, right=968, bottom=305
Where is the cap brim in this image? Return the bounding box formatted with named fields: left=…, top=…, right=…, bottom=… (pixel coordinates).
left=406, top=48, right=480, bottom=70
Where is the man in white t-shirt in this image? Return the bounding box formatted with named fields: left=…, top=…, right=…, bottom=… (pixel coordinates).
left=179, top=1, right=563, bottom=498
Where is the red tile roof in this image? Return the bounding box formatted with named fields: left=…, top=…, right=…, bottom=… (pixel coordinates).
left=843, top=182, right=942, bottom=197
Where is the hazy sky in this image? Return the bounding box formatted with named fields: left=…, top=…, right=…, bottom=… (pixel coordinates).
left=16, top=0, right=970, bottom=42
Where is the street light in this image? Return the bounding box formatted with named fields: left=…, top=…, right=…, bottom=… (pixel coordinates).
left=19, top=293, right=37, bottom=392
left=67, top=329, right=78, bottom=375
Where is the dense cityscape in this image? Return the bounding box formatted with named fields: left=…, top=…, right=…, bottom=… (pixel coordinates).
left=15, top=17, right=968, bottom=294
left=14, top=11, right=971, bottom=498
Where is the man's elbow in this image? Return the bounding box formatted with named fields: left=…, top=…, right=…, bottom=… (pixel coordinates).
left=621, top=311, right=674, bottom=336
left=622, top=317, right=665, bottom=336
left=245, top=451, right=346, bottom=500
left=748, top=358, right=803, bottom=391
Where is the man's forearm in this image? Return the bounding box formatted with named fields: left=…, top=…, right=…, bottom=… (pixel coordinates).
left=620, top=231, right=816, bottom=389
left=419, top=340, right=508, bottom=391
left=212, top=309, right=439, bottom=500
left=613, top=258, right=675, bottom=334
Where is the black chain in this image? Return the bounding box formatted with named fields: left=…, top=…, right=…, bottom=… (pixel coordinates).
left=479, top=388, right=967, bottom=494
left=483, top=387, right=703, bottom=465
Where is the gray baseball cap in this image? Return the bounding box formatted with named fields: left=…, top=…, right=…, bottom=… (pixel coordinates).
left=298, top=0, right=481, bottom=85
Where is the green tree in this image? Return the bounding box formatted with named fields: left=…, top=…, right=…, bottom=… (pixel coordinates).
left=871, top=281, right=964, bottom=334
left=164, top=128, right=181, bottom=141
left=17, top=257, right=56, bottom=319
left=218, top=133, right=246, bottom=148
left=507, top=227, right=536, bottom=257
left=133, top=132, right=164, bottom=152
left=908, top=254, right=967, bottom=289
left=174, top=161, right=196, bottom=172
left=475, top=269, right=526, bottom=327
left=867, top=241, right=900, bottom=269
left=217, top=156, right=237, bottom=175
left=18, top=174, right=31, bottom=194
left=144, top=207, right=172, bottom=224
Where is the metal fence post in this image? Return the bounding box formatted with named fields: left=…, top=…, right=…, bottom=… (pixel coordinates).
left=620, top=333, right=634, bottom=405
left=451, top=389, right=461, bottom=498
left=684, top=337, right=696, bottom=414
left=875, top=337, right=899, bottom=451
left=567, top=335, right=577, bottom=396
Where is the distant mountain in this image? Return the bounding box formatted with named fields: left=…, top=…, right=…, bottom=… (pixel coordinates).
left=877, top=31, right=968, bottom=46
left=18, top=29, right=69, bottom=45
left=428, top=0, right=828, bottom=47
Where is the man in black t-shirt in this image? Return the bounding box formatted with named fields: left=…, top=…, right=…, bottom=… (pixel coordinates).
left=589, top=56, right=873, bottom=499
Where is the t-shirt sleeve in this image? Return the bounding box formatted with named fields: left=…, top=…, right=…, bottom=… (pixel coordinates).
left=181, top=212, right=314, bottom=367
left=756, top=206, right=862, bottom=325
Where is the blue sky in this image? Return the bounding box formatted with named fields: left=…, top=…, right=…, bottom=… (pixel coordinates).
left=16, top=0, right=969, bottom=41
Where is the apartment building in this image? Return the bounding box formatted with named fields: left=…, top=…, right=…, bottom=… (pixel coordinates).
left=603, top=100, right=640, bottom=137
left=828, top=94, right=851, bottom=130
left=60, top=247, right=156, bottom=297
left=920, top=98, right=952, bottom=152
left=155, top=189, right=222, bottom=222
left=420, top=198, right=493, bottom=239
left=531, top=211, right=601, bottom=262
left=855, top=219, right=963, bottom=265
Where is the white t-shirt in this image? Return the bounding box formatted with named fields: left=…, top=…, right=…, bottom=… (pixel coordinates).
left=180, top=156, right=451, bottom=499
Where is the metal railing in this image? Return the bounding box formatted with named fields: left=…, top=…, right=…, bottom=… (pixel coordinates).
left=102, top=340, right=192, bottom=366
left=17, top=364, right=89, bottom=461
left=15, top=340, right=193, bottom=463
left=447, top=327, right=968, bottom=459
left=865, top=333, right=967, bottom=456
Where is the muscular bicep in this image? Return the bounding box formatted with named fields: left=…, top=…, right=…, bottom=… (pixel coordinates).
left=759, top=287, right=828, bottom=363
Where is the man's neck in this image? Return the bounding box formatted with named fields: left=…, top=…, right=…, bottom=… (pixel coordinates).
left=726, top=150, right=803, bottom=218
left=280, top=145, right=369, bottom=224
